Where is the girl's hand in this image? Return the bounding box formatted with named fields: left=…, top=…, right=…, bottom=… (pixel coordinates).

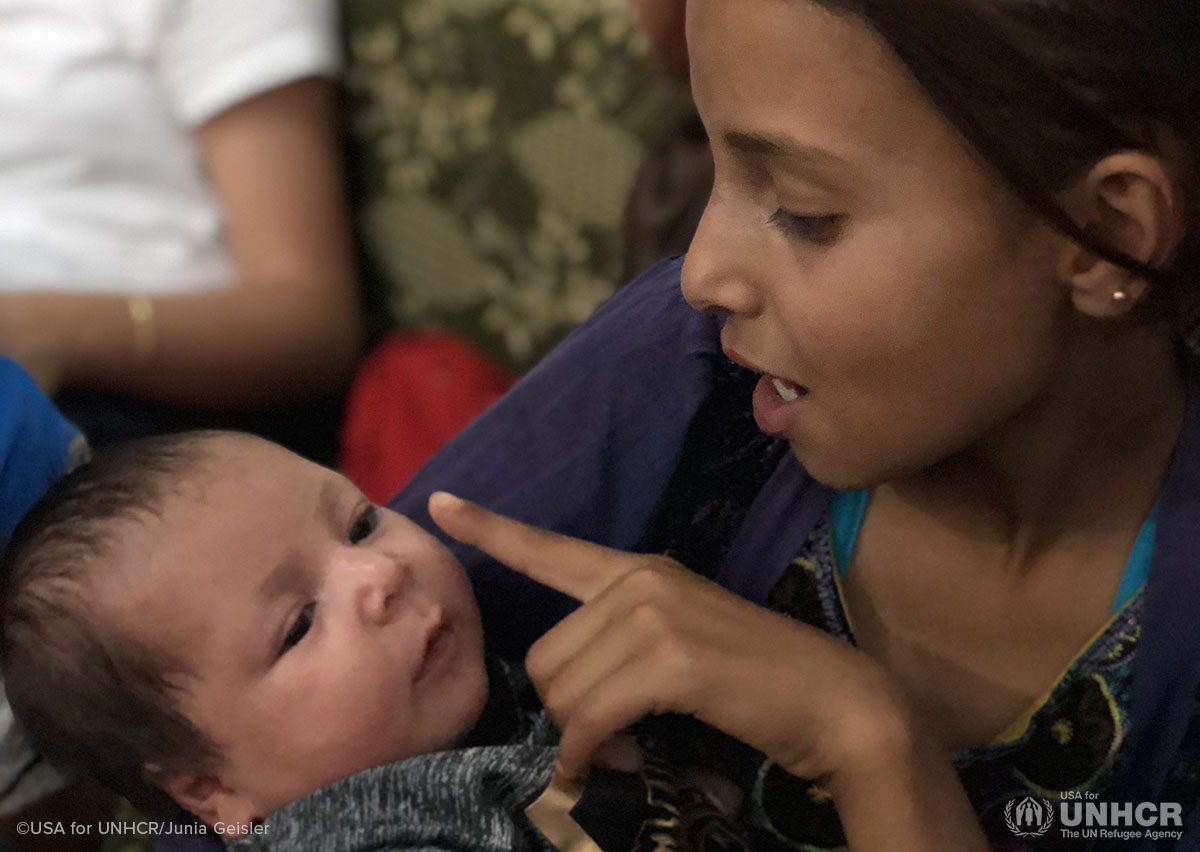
left=427, top=492, right=913, bottom=783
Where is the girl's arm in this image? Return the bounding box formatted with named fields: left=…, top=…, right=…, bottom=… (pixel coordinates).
left=830, top=724, right=990, bottom=852
left=0, top=78, right=361, bottom=409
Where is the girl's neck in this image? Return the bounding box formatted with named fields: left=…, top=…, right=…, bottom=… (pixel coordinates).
left=886, top=328, right=1188, bottom=567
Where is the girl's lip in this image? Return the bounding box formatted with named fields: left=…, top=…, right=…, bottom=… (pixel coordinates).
left=723, top=344, right=770, bottom=376
left=724, top=345, right=804, bottom=390
left=752, top=373, right=807, bottom=436
left=724, top=342, right=809, bottom=435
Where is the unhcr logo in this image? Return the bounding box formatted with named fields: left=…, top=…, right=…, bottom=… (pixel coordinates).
left=1004, top=795, right=1186, bottom=842
left=1005, top=797, right=1055, bottom=837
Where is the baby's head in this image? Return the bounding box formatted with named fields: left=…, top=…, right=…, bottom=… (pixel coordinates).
left=0, top=431, right=487, bottom=831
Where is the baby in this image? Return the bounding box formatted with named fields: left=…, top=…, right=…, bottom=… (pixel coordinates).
left=0, top=432, right=747, bottom=852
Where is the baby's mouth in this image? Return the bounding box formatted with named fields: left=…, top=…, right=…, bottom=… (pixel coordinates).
left=414, top=615, right=451, bottom=683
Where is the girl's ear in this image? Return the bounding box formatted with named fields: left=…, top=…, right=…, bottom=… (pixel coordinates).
left=153, top=766, right=257, bottom=834
left=1058, top=151, right=1184, bottom=319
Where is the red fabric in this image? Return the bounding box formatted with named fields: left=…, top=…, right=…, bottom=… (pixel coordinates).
left=338, top=332, right=514, bottom=503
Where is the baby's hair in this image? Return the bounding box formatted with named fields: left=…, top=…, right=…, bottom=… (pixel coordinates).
left=818, top=0, right=1200, bottom=338
left=0, top=431, right=235, bottom=816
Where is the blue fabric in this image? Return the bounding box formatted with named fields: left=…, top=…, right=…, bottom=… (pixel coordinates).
left=828, top=489, right=869, bottom=576
left=0, top=358, right=81, bottom=546
left=1115, top=498, right=1158, bottom=614
left=1118, top=371, right=1200, bottom=850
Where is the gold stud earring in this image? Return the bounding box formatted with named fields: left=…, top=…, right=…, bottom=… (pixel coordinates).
left=1112, top=289, right=1130, bottom=304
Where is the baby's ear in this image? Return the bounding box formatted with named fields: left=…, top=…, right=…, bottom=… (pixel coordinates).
left=152, top=765, right=256, bottom=833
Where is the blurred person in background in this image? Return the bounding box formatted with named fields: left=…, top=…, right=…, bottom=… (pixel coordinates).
left=623, top=0, right=713, bottom=280
left=630, top=0, right=688, bottom=81
left=0, top=0, right=361, bottom=463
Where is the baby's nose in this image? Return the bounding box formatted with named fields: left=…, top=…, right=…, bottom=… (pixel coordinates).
left=353, top=554, right=411, bottom=625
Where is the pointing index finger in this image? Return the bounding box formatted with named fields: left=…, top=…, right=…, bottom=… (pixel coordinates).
left=427, top=492, right=636, bottom=603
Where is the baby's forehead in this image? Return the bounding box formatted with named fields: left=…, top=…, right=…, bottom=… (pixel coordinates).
left=94, top=470, right=277, bottom=645
left=165, top=434, right=309, bottom=494
left=95, top=438, right=274, bottom=561
left=196, top=431, right=289, bottom=466
left=117, top=435, right=334, bottom=560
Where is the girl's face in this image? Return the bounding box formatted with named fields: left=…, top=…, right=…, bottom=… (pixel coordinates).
left=682, top=0, right=1076, bottom=488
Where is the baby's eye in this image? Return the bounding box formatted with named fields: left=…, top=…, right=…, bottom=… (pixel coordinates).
left=279, top=603, right=315, bottom=655
left=349, top=504, right=380, bottom=545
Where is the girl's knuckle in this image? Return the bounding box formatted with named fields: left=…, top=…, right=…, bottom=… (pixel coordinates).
left=525, top=645, right=553, bottom=683
left=629, top=599, right=670, bottom=635
left=660, top=635, right=697, bottom=680
left=625, top=559, right=676, bottom=596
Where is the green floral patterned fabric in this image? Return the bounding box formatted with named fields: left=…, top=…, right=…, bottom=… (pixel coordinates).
left=344, top=0, right=691, bottom=370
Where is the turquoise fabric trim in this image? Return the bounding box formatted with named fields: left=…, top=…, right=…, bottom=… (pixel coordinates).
left=828, top=489, right=1159, bottom=611
left=1113, top=499, right=1158, bottom=615
left=829, top=489, right=869, bottom=578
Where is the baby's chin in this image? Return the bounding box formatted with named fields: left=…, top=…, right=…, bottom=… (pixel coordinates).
left=425, top=649, right=491, bottom=753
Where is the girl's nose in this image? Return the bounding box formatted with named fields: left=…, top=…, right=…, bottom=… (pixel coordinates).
left=681, top=191, right=764, bottom=318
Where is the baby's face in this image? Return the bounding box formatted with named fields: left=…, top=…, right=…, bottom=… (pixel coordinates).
left=101, top=436, right=487, bottom=827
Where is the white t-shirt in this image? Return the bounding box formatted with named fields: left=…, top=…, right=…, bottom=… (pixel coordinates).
left=0, top=0, right=340, bottom=294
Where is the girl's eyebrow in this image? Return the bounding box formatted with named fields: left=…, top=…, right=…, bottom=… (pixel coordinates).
left=723, top=129, right=848, bottom=169
left=722, top=129, right=855, bottom=196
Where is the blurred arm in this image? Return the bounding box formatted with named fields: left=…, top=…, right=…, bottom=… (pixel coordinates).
left=0, top=78, right=362, bottom=409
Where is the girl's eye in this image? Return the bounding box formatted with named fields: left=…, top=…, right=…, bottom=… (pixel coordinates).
left=767, top=209, right=841, bottom=244
left=280, top=603, right=315, bottom=656
left=349, top=504, right=379, bottom=545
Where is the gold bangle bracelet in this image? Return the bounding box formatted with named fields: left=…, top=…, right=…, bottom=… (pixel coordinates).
left=127, top=296, right=158, bottom=359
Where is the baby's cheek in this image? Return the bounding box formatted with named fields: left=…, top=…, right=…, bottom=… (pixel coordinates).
left=283, top=664, right=407, bottom=748
left=445, top=649, right=491, bottom=743
left=301, top=690, right=416, bottom=777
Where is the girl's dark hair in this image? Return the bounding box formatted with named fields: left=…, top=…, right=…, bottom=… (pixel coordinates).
left=0, top=432, right=226, bottom=817
left=816, top=0, right=1200, bottom=336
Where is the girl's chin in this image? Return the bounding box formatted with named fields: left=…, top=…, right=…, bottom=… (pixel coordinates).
left=787, top=444, right=887, bottom=492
